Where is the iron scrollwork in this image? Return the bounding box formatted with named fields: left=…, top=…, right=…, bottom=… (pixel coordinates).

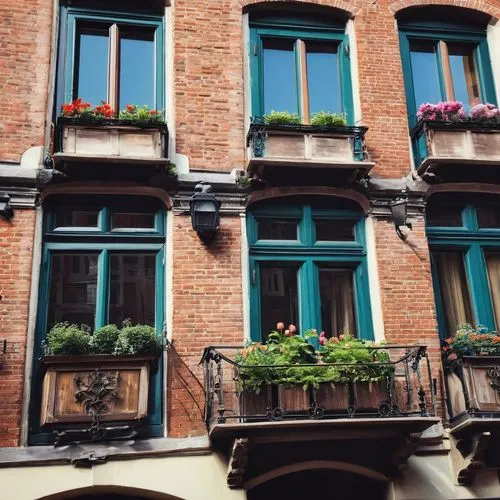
left=487, top=366, right=500, bottom=392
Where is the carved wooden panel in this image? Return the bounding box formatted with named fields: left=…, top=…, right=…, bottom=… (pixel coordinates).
left=40, top=355, right=151, bottom=426
left=311, top=136, right=352, bottom=161
left=463, top=358, right=500, bottom=411
left=471, top=132, right=500, bottom=160
left=446, top=371, right=467, bottom=419
left=265, top=135, right=305, bottom=159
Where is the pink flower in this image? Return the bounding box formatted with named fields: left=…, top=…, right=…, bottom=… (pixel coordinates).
left=276, top=322, right=285, bottom=332
left=288, top=324, right=297, bottom=335
left=284, top=329, right=290, bottom=337
left=319, top=331, right=326, bottom=346
left=338, top=334, right=345, bottom=341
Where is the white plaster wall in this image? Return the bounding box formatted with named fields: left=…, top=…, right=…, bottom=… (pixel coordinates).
left=0, top=455, right=246, bottom=500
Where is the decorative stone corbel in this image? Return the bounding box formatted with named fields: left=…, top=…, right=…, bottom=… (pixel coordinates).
left=227, top=438, right=249, bottom=488
left=454, top=431, right=490, bottom=485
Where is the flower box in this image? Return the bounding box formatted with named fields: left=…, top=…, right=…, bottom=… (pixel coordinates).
left=315, top=383, right=349, bottom=410
left=412, top=120, right=500, bottom=176
left=353, top=381, right=387, bottom=410
left=55, top=117, right=169, bottom=163
left=246, top=123, right=373, bottom=177
left=239, top=388, right=270, bottom=416
left=277, top=385, right=310, bottom=412
left=40, top=354, right=155, bottom=426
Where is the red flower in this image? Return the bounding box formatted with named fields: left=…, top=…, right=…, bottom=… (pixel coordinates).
left=126, top=104, right=135, bottom=112
left=149, top=110, right=158, bottom=115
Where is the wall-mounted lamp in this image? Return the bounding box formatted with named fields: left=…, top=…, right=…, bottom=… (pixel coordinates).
left=390, top=195, right=412, bottom=240
left=0, top=193, right=14, bottom=221
left=190, top=183, right=221, bottom=243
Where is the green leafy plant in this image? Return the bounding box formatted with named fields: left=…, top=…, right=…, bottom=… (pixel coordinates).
left=91, top=324, right=121, bottom=354
left=263, top=111, right=301, bottom=125
left=119, top=104, right=164, bottom=124
left=45, top=323, right=92, bottom=355
left=114, top=320, right=162, bottom=356
left=442, top=324, right=500, bottom=359
left=310, top=111, right=347, bottom=127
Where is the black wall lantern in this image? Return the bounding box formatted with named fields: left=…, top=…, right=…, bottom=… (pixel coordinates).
left=390, top=194, right=412, bottom=240
left=190, top=183, right=221, bottom=242
left=0, top=193, right=14, bottom=221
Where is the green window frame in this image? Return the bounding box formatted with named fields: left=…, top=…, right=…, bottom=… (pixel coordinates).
left=427, top=200, right=500, bottom=339
left=56, top=6, right=164, bottom=114
left=249, top=14, right=354, bottom=124
left=398, top=21, right=497, bottom=130
left=247, top=200, right=373, bottom=341
left=29, top=196, right=166, bottom=444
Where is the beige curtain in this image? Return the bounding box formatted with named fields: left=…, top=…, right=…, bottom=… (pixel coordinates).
left=434, top=252, right=473, bottom=335
left=486, top=253, right=500, bottom=330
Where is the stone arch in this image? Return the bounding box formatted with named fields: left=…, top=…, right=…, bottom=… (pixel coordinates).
left=239, top=0, right=362, bottom=19
left=37, top=485, right=184, bottom=500
left=389, top=0, right=499, bottom=23
left=426, top=183, right=500, bottom=200
left=246, top=186, right=371, bottom=214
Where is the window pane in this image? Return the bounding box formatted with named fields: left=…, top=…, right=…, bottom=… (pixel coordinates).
left=426, top=207, right=463, bottom=227
left=263, top=38, right=298, bottom=115
left=76, top=24, right=109, bottom=106
left=448, top=44, right=480, bottom=110
left=47, top=253, right=98, bottom=329
left=257, top=219, right=298, bottom=240
left=319, top=269, right=356, bottom=338
left=119, top=27, right=155, bottom=109
left=111, top=212, right=156, bottom=230
left=54, top=210, right=99, bottom=228
left=306, top=42, right=341, bottom=115
left=432, top=251, right=474, bottom=336
left=109, top=253, right=156, bottom=326
left=485, top=252, right=500, bottom=330
left=315, top=219, right=355, bottom=241
left=410, top=40, right=442, bottom=109
left=259, top=266, right=299, bottom=339
left=476, top=207, right=500, bottom=229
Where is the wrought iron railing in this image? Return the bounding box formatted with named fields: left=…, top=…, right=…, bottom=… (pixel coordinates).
left=201, top=345, right=436, bottom=428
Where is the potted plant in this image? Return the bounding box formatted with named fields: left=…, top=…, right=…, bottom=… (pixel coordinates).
left=40, top=321, right=162, bottom=426
left=56, top=98, right=169, bottom=161
left=442, top=324, right=500, bottom=421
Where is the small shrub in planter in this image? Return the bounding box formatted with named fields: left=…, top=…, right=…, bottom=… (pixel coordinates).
left=310, top=111, right=347, bottom=127
left=114, top=321, right=162, bottom=356
left=119, top=104, right=164, bottom=124
left=442, top=323, right=500, bottom=360
left=45, top=323, right=92, bottom=355
left=91, top=324, right=121, bottom=354
left=263, top=111, right=301, bottom=125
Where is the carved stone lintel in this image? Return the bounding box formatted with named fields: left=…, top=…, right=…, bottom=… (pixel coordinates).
left=455, top=432, right=491, bottom=485
left=227, top=438, right=249, bottom=488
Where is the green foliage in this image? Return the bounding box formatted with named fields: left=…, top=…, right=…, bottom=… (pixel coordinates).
left=310, top=111, right=347, bottom=127
left=91, top=324, right=120, bottom=354
left=45, top=323, right=92, bottom=355
left=114, top=321, right=162, bottom=356
left=263, top=111, right=301, bottom=125
left=443, top=324, right=500, bottom=358
left=119, top=104, right=164, bottom=124
left=319, top=335, right=393, bottom=382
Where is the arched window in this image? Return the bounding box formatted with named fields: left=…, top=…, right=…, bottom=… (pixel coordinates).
left=427, top=194, right=500, bottom=338
left=247, top=197, right=373, bottom=340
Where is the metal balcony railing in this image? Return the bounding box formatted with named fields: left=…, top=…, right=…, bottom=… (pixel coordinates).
left=201, top=345, right=436, bottom=429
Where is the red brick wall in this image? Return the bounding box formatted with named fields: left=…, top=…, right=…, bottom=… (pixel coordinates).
left=0, top=0, right=53, bottom=162
left=0, top=210, right=36, bottom=446
left=168, top=215, right=244, bottom=436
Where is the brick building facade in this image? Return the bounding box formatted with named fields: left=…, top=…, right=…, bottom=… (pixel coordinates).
left=0, top=0, right=499, bottom=498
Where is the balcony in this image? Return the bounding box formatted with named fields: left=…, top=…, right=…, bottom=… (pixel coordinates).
left=201, top=344, right=439, bottom=488
left=246, top=123, right=374, bottom=185
left=412, top=120, right=500, bottom=183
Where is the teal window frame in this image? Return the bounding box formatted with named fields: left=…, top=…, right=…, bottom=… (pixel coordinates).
left=247, top=202, right=373, bottom=341
left=29, top=197, right=166, bottom=445
left=398, top=22, right=497, bottom=130
left=249, top=16, right=354, bottom=124
left=427, top=203, right=500, bottom=339
left=56, top=6, right=164, bottom=114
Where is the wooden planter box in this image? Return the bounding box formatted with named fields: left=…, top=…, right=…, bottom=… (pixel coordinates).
left=353, top=381, right=387, bottom=410
left=413, top=121, right=500, bottom=174
left=446, top=356, right=500, bottom=422
left=55, top=118, right=168, bottom=162
left=239, top=388, right=270, bottom=417
left=246, top=123, right=373, bottom=176
left=277, top=385, right=310, bottom=412
left=315, top=383, right=349, bottom=410
left=40, top=354, right=155, bottom=426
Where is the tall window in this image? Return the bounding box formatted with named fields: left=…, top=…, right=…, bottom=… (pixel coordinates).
left=247, top=198, right=373, bottom=341
left=398, top=16, right=496, bottom=126
left=427, top=195, right=500, bottom=338
left=30, top=196, right=165, bottom=444
left=249, top=13, right=354, bottom=124
left=57, top=7, right=164, bottom=112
